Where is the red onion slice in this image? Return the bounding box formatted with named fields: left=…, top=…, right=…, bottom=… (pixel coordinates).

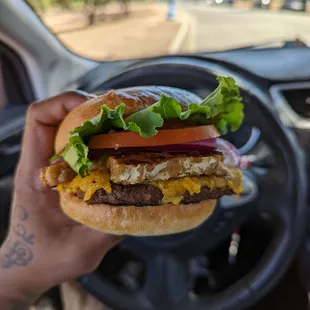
left=213, top=138, right=241, bottom=167
left=141, top=138, right=240, bottom=167
left=97, top=138, right=240, bottom=167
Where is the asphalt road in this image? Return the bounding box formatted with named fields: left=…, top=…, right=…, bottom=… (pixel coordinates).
left=180, top=3, right=310, bottom=52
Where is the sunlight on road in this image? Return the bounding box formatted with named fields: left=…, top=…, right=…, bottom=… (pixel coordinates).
left=182, top=3, right=310, bottom=52
left=32, top=0, right=310, bottom=60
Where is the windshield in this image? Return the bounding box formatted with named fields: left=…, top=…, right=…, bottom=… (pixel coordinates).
left=26, top=0, right=310, bottom=61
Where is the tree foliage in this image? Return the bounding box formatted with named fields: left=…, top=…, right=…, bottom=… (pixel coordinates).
left=27, top=0, right=129, bottom=24
left=28, top=0, right=122, bottom=11
left=54, top=0, right=72, bottom=9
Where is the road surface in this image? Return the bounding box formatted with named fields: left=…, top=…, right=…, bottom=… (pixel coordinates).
left=180, top=3, right=310, bottom=52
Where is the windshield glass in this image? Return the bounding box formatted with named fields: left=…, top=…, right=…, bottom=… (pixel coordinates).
left=26, top=0, right=310, bottom=61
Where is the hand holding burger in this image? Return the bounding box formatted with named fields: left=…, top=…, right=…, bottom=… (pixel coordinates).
left=41, top=77, right=244, bottom=236
left=0, top=92, right=122, bottom=309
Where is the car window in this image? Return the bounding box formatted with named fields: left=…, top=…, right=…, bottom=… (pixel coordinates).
left=25, top=0, right=310, bottom=61
left=0, top=45, right=34, bottom=122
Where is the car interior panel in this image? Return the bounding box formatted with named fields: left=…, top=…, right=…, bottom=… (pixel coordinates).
left=0, top=0, right=310, bottom=309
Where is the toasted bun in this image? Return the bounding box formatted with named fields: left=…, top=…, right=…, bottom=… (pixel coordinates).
left=60, top=191, right=216, bottom=236
left=55, top=86, right=202, bottom=154
left=56, top=86, right=216, bottom=236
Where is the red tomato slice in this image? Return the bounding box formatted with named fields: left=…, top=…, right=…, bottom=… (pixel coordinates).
left=88, top=125, right=220, bottom=149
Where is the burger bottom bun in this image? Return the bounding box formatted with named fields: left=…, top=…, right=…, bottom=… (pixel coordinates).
left=60, top=191, right=217, bottom=236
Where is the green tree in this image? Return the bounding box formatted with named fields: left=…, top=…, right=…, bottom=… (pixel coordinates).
left=27, top=0, right=47, bottom=12
left=83, top=0, right=129, bottom=25
left=53, top=0, right=72, bottom=9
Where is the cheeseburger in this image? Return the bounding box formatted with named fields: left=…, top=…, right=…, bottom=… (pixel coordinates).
left=40, top=76, right=244, bottom=236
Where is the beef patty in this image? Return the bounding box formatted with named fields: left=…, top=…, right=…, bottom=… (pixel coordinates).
left=76, top=183, right=233, bottom=206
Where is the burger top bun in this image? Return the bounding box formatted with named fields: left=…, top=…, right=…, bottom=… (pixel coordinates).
left=55, top=86, right=202, bottom=154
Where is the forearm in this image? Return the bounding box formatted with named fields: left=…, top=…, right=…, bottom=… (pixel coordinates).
left=0, top=269, right=40, bottom=310
left=0, top=248, right=41, bottom=309
left=0, top=238, right=41, bottom=310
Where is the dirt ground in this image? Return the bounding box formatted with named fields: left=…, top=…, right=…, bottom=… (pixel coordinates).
left=42, top=3, right=181, bottom=61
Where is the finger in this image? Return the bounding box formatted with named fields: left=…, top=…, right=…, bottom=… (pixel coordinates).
left=18, top=91, right=89, bottom=173
left=82, top=227, right=125, bottom=251
left=27, top=91, right=92, bottom=127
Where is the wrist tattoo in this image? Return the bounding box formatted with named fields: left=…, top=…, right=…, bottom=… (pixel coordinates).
left=1, top=206, right=35, bottom=269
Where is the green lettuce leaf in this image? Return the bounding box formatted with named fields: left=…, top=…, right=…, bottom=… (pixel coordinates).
left=125, top=76, right=243, bottom=136
left=59, top=76, right=244, bottom=176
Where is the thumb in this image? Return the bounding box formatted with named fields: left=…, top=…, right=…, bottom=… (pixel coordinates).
left=15, top=91, right=92, bottom=191
left=19, top=91, right=89, bottom=172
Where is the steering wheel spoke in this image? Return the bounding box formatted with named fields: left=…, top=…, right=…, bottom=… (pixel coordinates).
left=140, top=255, right=190, bottom=308
left=251, top=164, right=290, bottom=215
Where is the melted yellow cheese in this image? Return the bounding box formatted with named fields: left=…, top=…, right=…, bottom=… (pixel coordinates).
left=150, top=169, right=242, bottom=204
left=151, top=177, right=201, bottom=204
left=58, top=168, right=242, bottom=204
left=60, top=170, right=112, bottom=201
left=226, top=168, right=243, bottom=195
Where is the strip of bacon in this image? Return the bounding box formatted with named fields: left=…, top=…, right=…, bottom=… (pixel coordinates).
left=40, top=161, right=76, bottom=188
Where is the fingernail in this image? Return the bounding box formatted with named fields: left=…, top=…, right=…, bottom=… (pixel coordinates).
left=75, top=90, right=98, bottom=99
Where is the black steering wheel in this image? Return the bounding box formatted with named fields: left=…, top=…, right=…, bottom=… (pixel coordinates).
left=78, top=57, right=307, bottom=310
